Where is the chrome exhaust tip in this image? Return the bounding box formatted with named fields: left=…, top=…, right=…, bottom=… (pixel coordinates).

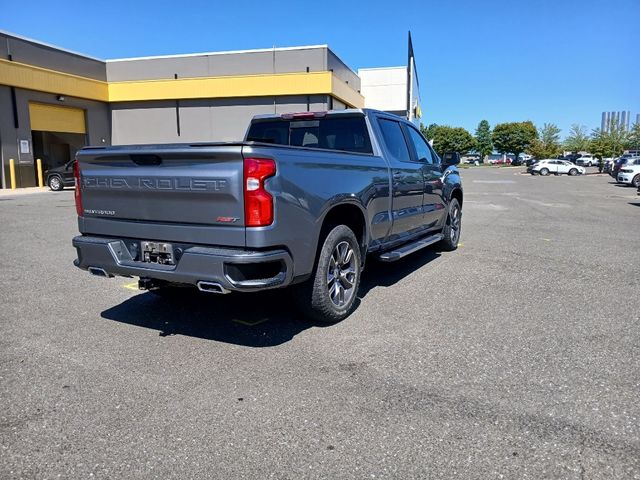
left=88, top=267, right=113, bottom=278
left=196, top=281, right=230, bottom=294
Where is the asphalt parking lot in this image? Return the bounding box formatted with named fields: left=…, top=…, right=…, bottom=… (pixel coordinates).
left=1, top=167, right=639, bottom=479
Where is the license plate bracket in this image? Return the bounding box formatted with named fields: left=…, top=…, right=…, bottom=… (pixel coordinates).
left=141, top=241, right=175, bottom=265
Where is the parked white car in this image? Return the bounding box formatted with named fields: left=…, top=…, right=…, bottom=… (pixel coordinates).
left=528, top=159, right=586, bottom=176
left=576, top=154, right=597, bottom=167
left=617, top=164, right=640, bottom=187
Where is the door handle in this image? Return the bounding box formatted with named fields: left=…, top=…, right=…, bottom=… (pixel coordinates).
left=393, top=172, right=402, bottom=180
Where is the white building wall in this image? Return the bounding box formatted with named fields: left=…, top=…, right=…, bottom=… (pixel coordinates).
left=357, top=67, right=407, bottom=113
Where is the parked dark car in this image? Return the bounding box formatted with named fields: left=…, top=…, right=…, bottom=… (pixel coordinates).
left=46, top=160, right=75, bottom=191
left=525, top=158, right=538, bottom=167
left=559, top=153, right=581, bottom=163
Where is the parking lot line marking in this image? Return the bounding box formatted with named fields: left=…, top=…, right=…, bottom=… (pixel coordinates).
left=232, top=318, right=270, bottom=326
left=123, top=282, right=139, bottom=290
left=541, top=238, right=551, bottom=242
left=458, top=242, right=464, bottom=247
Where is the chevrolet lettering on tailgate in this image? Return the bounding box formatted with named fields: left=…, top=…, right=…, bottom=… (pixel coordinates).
left=83, top=177, right=228, bottom=191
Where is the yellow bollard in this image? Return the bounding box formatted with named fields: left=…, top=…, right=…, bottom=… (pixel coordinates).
left=36, top=158, right=44, bottom=187
left=9, top=158, right=16, bottom=189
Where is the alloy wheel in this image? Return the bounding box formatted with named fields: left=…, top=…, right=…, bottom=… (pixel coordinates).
left=450, top=204, right=461, bottom=244
left=326, top=241, right=357, bottom=308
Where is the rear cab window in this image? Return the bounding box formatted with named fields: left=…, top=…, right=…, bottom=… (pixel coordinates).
left=246, top=115, right=373, bottom=154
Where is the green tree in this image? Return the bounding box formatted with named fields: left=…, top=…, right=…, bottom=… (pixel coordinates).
left=474, top=120, right=493, bottom=161
left=589, top=121, right=628, bottom=159
left=528, top=123, right=562, bottom=160
left=420, top=123, right=438, bottom=141
left=492, top=121, right=538, bottom=161
left=589, top=129, right=613, bottom=159
left=563, top=124, right=590, bottom=152
left=626, top=122, right=640, bottom=150
left=431, top=126, right=476, bottom=157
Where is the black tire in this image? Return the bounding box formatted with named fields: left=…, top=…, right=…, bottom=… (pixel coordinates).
left=539, top=168, right=550, bottom=176
left=440, top=198, right=462, bottom=251
left=633, top=175, right=640, bottom=188
left=568, top=168, right=578, bottom=176
left=294, top=225, right=361, bottom=323
left=48, top=175, right=64, bottom=191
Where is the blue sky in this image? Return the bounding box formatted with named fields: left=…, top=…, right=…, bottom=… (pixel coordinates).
left=1, top=0, right=638, bottom=136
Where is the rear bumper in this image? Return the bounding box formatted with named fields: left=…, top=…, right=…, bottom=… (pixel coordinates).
left=72, top=235, right=294, bottom=292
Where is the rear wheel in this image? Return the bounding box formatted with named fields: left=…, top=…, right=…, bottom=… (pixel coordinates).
left=440, top=198, right=462, bottom=251
left=539, top=168, right=550, bottom=176
left=294, top=225, right=361, bottom=323
left=569, top=168, right=578, bottom=176
left=48, top=175, right=64, bottom=191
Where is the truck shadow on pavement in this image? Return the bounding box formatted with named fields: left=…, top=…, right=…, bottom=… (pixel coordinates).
left=100, top=248, right=442, bottom=347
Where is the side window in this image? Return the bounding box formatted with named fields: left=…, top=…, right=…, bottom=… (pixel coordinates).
left=428, top=144, right=441, bottom=164
left=405, top=126, right=434, bottom=164
left=378, top=119, right=411, bottom=163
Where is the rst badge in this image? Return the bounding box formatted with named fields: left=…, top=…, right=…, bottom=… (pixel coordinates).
left=216, top=216, right=240, bottom=223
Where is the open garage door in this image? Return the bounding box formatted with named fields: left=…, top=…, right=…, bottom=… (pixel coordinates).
left=29, top=102, right=86, bottom=134
left=29, top=103, right=87, bottom=185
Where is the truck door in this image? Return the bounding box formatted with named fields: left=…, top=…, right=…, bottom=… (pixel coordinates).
left=377, top=118, right=426, bottom=240
left=403, top=124, right=446, bottom=229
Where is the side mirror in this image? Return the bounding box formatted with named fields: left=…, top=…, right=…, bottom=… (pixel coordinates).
left=442, top=152, right=460, bottom=166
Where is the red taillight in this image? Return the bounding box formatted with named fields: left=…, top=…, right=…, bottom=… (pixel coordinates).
left=243, top=157, right=276, bottom=227
left=73, top=160, right=83, bottom=216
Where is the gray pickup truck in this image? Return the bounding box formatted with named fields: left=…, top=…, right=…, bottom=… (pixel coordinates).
left=72, top=109, right=463, bottom=322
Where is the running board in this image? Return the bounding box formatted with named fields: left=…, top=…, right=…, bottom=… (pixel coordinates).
left=377, top=234, right=444, bottom=262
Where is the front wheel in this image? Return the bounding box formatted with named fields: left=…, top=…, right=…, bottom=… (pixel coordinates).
left=633, top=174, right=640, bottom=188
left=48, top=175, right=64, bottom=191
left=440, top=198, right=462, bottom=251
left=539, top=168, right=550, bottom=176
left=294, top=225, right=361, bottom=323
left=568, top=168, right=578, bottom=176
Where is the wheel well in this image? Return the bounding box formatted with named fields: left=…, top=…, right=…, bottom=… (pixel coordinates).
left=320, top=204, right=366, bottom=248
left=451, top=188, right=463, bottom=208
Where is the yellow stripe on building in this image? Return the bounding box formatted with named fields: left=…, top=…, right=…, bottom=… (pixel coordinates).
left=0, top=58, right=108, bottom=101
left=0, top=58, right=364, bottom=108
left=108, top=71, right=364, bottom=107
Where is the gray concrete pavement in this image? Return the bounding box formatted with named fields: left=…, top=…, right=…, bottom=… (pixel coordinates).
left=1, top=168, right=639, bottom=479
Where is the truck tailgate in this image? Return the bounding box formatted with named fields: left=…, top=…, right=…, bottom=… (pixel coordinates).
left=76, top=145, right=245, bottom=243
